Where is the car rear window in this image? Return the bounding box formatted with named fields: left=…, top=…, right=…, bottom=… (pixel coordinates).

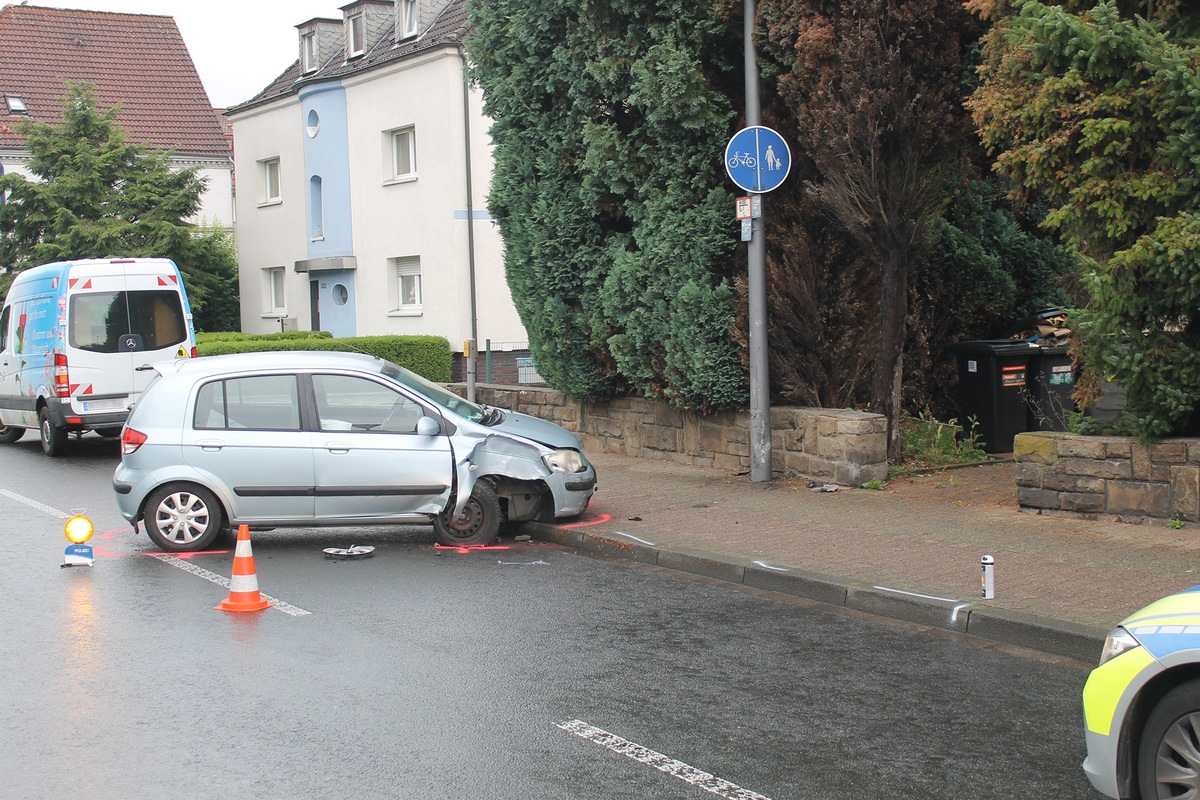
left=70, top=290, right=187, bottom=353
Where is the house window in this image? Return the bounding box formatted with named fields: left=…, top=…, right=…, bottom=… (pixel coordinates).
left=398, top=0, right=418, bottom=38
left=309, top=176, right=324, bottom=240
left=387, top=127, right=416, bottom=181
left=265, top=267, right=287, bottom=314
left=301, top=31, right=319, bottom=73
left=347, top=12, right=365, bottom=57
left=259, top=158, right=281, bottom=205
left=389, top=257, right=421, bottom=313
left=4, top=95, right=27, bottom=115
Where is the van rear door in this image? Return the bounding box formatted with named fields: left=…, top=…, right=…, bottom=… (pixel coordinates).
left=66, top=260, right=193, bottom=419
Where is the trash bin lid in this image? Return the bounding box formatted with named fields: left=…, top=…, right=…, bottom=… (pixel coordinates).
left=951, top=339, right=1040, bottom=356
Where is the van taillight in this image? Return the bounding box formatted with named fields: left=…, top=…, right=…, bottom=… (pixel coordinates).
left=190, top=346, right=198, bottom=358
left=53, top=353, right=70, bottom=398
left=122, top=427, right=147, bottom=455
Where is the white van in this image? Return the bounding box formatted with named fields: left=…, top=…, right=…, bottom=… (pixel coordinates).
left=0, top=257, right=196, bottom=456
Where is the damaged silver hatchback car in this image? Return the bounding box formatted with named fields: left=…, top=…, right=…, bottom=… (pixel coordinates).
left=112, top=351, right=596, bottom=552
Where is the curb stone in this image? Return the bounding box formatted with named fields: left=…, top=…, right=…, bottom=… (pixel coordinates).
left=517, top=522, right=1107, bottom=663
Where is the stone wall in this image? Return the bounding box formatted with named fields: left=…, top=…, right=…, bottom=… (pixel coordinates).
left=453, top=384, right=889, bottom=486
left=1014, top=431, right=1200, bottom=523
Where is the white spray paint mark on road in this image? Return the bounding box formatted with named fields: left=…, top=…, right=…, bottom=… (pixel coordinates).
left=871, top=585, right=958, bottom=603
left=148, top=554, right=311, bottom=616
left=609, top=531, right=657, bottom=546
left=752, top=560, right=789, bottom=572
left=555, top=719, right=773, bottom=800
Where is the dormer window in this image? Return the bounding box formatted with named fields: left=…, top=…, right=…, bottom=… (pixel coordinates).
left=398, top=0, right=418, bottom=38
left=301, top=30, right=319, bottom=73
left=5, top=95, right=27, bottom=115
left=347, top=11, right=365, bottom=58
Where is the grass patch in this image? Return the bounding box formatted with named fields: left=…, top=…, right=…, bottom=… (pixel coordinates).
left=888, top=413, right=991, bottom=479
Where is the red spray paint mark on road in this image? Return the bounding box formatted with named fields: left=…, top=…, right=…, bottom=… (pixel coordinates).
left=433, top=543, right=511, bottom=554
left=90, top=527, right=227, bottom=558
left=560, top=513, right=611, bottom=529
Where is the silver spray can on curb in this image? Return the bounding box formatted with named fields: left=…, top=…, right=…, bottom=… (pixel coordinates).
left=981, top=555, right=995, bottom=599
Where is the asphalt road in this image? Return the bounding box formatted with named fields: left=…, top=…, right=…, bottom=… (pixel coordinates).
left=0, top=432, right=1098, bottom=799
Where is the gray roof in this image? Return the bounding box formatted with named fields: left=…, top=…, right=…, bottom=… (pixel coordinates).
left=227, top=0, right=469, bottom=115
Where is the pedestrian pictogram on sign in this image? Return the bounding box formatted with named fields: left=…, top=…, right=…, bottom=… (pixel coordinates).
left=725, top=126, right=791, bottom=194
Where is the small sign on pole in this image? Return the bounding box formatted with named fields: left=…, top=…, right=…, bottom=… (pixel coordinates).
left=735, top=196, right=752, bottom=220
left=740, top=219, right=753, bottom=242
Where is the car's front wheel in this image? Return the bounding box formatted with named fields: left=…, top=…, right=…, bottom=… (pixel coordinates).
left=1138, top=679, right=1200, bottom=798
left=433, top=480, right=501, bottom=546
left=143, top=484, right=225, bottom=552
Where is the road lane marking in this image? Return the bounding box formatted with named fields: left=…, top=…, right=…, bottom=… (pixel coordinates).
left=0, top=487, right=72, bottom=519
left=555, top=719, right=773, bottom=800
left=147, top=554, right=312, bottom=616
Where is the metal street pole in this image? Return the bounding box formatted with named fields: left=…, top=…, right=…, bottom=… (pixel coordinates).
left=744, top=0, right=772, bottom=482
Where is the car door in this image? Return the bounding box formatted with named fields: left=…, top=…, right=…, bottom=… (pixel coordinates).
left=181, top=373, right=316, bottom=522
left=310, top=372, right=453, bottom=519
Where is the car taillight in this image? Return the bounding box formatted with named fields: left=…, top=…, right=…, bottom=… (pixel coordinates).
left=54, top=353, right=70, bottom=398
left=122, top=427, right=148, bottom=455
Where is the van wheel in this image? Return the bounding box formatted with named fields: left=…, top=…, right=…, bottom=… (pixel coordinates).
left=433, top=480, right=502, bottom=546
left=0, top=425, right=23, bottom=444
left=143, top=484, right=224, bottom=552
left=39, top=408, right=67, bottom=457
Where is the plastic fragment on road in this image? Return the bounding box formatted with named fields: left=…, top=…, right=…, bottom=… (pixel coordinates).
left=323, top=544, right=376, bottom=560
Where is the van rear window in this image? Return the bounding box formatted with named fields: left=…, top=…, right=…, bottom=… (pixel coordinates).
left=70, top=290, right=187, bottom=353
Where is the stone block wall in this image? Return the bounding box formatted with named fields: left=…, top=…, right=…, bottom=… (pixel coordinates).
left=1014, top=431, right=1200, bottom=523
left=453, top=384, right=889, bottom=486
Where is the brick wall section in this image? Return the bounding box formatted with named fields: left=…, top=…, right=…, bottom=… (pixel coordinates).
left=1014, top=431, right=1200, bottom=523
left=451, top=383, right=889, bottom=485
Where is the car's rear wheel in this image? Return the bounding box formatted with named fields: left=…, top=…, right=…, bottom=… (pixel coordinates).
left=1138, top=680, right=1200, bottom=799
left=39, top=407, right=67, bottom=457
left=143, top=484, right=225, bottom=552
left=433, top=480, right=501, bottom=546
left=0, top=425, right=23, bottom=444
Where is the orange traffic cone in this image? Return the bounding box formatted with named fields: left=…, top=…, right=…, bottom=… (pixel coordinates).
left=216, top=525, right=273, bottom=613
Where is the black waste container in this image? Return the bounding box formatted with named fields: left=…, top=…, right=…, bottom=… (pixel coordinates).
left=952, top=340, right=1038, bottom=454
left=1027, top=345, right=1075, bottom=432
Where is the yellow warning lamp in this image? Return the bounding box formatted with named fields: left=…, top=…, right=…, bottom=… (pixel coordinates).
left=64, top=514, right=94, bottom=545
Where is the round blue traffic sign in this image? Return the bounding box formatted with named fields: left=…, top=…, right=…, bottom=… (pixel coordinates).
left=724, top=126, right=791, bottom=193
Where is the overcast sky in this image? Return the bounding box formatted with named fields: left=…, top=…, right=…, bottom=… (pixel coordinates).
left=35, top=1, right=347, bottom=107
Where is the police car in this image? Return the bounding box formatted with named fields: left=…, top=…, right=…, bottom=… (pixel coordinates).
left=1083, top=585, right=1200, bottom=798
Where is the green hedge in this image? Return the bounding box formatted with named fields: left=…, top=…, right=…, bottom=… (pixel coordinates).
left=195, top=330, right=333, bottom=344
left=194, top=333, right=453, bottom=383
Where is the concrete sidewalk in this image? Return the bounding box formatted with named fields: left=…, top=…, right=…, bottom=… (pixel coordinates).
left=518, top=451, right=1200, bottom=663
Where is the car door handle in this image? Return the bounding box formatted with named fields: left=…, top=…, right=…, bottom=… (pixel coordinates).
left=324, top=441, right=351, bottom=454
left=196, top=439, right=225, bottom=452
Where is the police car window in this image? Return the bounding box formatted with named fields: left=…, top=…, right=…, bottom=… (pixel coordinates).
left=193, top=375, right=300, bottom=431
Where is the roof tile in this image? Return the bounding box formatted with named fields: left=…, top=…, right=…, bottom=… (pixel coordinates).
left=0, top=4, right=229, bottom=156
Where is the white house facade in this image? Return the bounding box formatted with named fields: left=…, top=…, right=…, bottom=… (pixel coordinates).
left=227, top=0, right=525, bottom=353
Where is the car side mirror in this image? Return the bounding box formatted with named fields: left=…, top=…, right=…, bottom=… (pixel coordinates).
left=415, top=416, right=441, bottom=436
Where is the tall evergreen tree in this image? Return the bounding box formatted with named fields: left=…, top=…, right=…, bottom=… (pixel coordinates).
left=0, top=82, right=239, bottom=331
left=758, top=0, right=975, bottom=457
left=466, top=0, right=747, bottom=411
left=971, top=1, right=1200, bottom=438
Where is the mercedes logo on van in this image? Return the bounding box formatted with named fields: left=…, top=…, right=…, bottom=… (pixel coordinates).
left=121, top=334, right=142, bottom=351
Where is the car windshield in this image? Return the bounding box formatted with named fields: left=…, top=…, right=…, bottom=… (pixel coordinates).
left=378, top=360, right=493, bottom=423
